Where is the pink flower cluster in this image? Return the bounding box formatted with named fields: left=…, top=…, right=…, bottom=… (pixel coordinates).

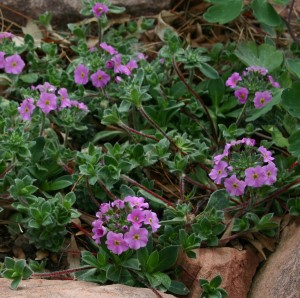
left=209, top=138, right=277, bottom=196
left=0, top=52, right=25, bottom=75
left=74, top=42, right=140, bottom=87
left=92, top=196, right=160, bottom=255
left=18, top=82, right=89, bottom=121
left=225, top=66, right=280, bottom=109
left=92, top=2, right=109, bottom=18
left=0, top=32, right=14, bottom=40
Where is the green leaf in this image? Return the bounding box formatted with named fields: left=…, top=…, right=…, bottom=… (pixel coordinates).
left=168, top=280, right=190, bottom=295
left=19, top=73, right=39, bottom=84
left=42, top=177, right=73, bottom=191
left=10, top=276, right=22, bottom=290
left=152, top=272, right=171, bottom=289
left=234, top=42, right=283, bottom=72
left=208, top=78, right=225, bottom=107
left=92, top=130, right=125, bottom=143
left=262, top=125, right=289, bottom=148
left=146, top=250, right=159, bottom=273
left=30, top=137, right=45, bottom=163
left=108, top=5, right=126, bottom=14
left=121, top=258, right=140, bottom=271
left=156, top=245, right=179, bottom=272
left=198, top=63, right=219, bottom=79
left=4, top=257, right=15, bottom=269
left=106, top=264, right=122, bottom=282
left=282, top=82, right=300, bottom=119
left=137, top=190, right=168, bottom=208
left=136, top=247, right=149, bottom=269
left=205, top=190, right=230, bottom=211
left=286, top=59, right=300, bottom=79
left=288, top=130, right=300, bottom=159
left=252, top=0, right=282, bottom=27
left=287, top=198, right=300, bottom=216
left=210, top=274, right=223, bottom=288
left=203, top=0, right=243, bottom=24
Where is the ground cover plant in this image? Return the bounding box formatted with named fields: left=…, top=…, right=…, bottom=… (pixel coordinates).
left=0, top=0, right=300, bottom=296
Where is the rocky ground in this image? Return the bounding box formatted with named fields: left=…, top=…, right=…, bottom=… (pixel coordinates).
left=0, top=1, right=299, bottom=297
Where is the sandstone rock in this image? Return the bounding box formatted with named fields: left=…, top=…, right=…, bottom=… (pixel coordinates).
left=177, top=247, right=260, bottom=298
left=249, top=218, right=300, bottom=298
left=1, top=0, right=171, bottom=28
left=0, top=278, right=176, bottom=298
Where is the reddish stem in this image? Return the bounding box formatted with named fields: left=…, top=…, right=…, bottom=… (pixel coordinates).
left=31, top=266, right=94, bottom=278
left=121, top=174, right=175, bottom=207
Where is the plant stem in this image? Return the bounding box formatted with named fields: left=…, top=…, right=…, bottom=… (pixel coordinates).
left=172, top=58, right=218, bottom=145
left=31, top=266, right=94, bottom=278
left=98, top=19, right=102, bottom=44
left=119, top=122, right=159, bottom=142
left=39, top=113, right=46, bottom=137
left=137, top=106, right=176, bottom=148
left=97, top=178, right=118, bottom=201
left=236, top=100, right=249, bottom=127
left=184, top=175, right=215, bottom=191
left=63, top=127, right=69, bottom=147
left=121, top=174, right=175, bottom=207
left=179, top=174, right=185, bottom=203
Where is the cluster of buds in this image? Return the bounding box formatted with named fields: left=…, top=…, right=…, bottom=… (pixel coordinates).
left=209, top=138, right=277, bottom=196
left=92, top=196, right=160, bottom=255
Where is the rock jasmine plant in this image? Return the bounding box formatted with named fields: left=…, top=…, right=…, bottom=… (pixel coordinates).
left=0, top=0, right=300, bottom=296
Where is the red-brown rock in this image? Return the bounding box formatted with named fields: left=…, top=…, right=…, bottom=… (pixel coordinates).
left=249, top=218, right=300, bottom=298
left=177, top=247, right=260, bottom=298
left=1, top=0, right=171, bottom=28
left=0, top=278, right=176, bottom=298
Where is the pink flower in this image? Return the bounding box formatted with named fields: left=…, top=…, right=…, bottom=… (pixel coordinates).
left=253, top=91, right=272, bottom=108
left=105, top=60, right=114, bottom=69
left=74, top=64, right=89, bottom=85
left=124, top=226, right=148, bottom=250
left=92, top=220, right=107, bottom=244
left=91, top=69, right=110, bottom=88
left=18, top=98, right=35, bottom=121
left=92, top=3, right=109, bottom=18
left=246, top=66, right=268, bottom=75
left=36, top=92, right=57, bottom=114
left=115, top=76, right=122, bottom=84
left=36, top=82, right=56, bottom=93
left=234, top=87, right=249, bottom=104
left=124, top=196, right=149, bottom=209
left=209, top=161, right=228, bottom=184
left=127, top=209, right=145, bottom=227
left=105, top=231, right=128, bottom=255
left=58, top=88, right=71, bottom=108
left=100, top=202, right=111, bottom=214
left=224, top=175, right=246, bottom=196
left=225, top=72, right=242, bottom=88
left=0, top=51, right=5, bottom=68
left=100, top=42, right=117, bottom=55
left=4, top=54, right=25, bottom=74
left=112, top=54, right=130, bottom=75
left=258, top=146, right=274, bottom=163
left=242, top=138, right=256, bottom=146
left=245, top=166, right=267, bottom=188
left=0, top=32, right=13, bottom=39
left=268, top=75, right=280, bottom=88
left=76, top=102, right=89, bottom=112
left=111, top=199, right=125, bottom=209
left=136, top=53, right=147, bottom=61
left=143, top=210, right=160, bottom=232
left=126, top=60, right=138, bottom=74
left=263, top=162, right=277, bottom=185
